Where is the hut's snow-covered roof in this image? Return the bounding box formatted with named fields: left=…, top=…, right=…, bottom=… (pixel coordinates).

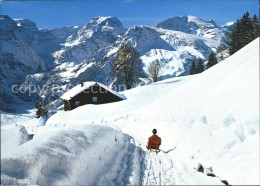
left=60, top=81, right=126, bottom=100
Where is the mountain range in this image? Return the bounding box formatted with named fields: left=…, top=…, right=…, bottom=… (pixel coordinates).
left=0, top=15, right=234, bottom=113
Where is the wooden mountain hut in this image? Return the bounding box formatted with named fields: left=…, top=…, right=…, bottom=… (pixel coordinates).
left=60, top=82, right=126, bottom=111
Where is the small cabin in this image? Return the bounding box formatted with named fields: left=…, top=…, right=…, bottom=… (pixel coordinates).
left=60, top=82, right=126, bottom=111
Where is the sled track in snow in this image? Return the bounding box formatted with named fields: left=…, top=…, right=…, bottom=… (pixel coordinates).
left=142, top=151, right=184, bottom=185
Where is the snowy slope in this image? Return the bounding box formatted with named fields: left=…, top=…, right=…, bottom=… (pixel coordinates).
left=2, top=38, right=258, bottom=185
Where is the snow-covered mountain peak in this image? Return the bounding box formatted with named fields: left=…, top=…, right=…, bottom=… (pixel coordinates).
left=221, top=21, right=235, bottom=30
left=156, top=15, right=226, bottom=40
left=89, top=16, right=119, bottom=25
left=157, top=15, right=218, bottom=31
left=187, top=15, right=217, bottom=27
left=66, top=16, right=126, bottom=45
left=222, top=21, right=235, bottom=27
left=84, top=16, right=125, bottom=33
left=54, top=16, right=126, bottom=64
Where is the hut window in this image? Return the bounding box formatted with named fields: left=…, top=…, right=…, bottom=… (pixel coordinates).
left=75, top=101, right=80, bottom=106
left=92, top=97, right=97, bottom=102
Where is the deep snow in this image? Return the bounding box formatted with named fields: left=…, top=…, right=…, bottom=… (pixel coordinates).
left=1, top=124, right=144, bottom=185
left=1, top=38, right=259, bottom=185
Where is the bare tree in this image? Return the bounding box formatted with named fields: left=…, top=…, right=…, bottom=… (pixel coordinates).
left=147, top=60, right=161, bottom=82
left=112, top=45, right=142, bottom=89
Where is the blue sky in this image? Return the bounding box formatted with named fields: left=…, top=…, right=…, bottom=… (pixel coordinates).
left=1, top=0, right=259, bottom=29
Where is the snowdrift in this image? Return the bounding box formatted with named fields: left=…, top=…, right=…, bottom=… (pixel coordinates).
left=1, top=38, right=259, bottom=185
left=1, top=125, right=29, bottom=155
left=1, top=125, right=144, bottom=185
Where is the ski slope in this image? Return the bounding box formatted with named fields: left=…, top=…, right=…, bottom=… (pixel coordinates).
left=1, top=38, right=259, bottom=185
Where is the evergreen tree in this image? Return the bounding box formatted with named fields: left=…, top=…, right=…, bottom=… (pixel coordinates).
left=42, top=98, right=49, bottom=118
left=35, top=99, right=42, bottom=118
left=35, top=99, right=49, bottom=118
left=205, top=53, right=218, bottom=70
left=228, top=12, right=259, bottom=55
left=252, top=14, right=260, bottom=39
left=229, top=20, right=242, bottom=55
left=189, top=59, right=197, bottom=75
left=196, top=58, right=204, bottom=73
left=240, top=12, right=251, bottom=44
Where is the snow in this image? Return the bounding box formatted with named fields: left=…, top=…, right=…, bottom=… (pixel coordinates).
left=60, top=81, right=96, bottom=100
left=95, top=16, right=113, bottom=25
left=105, top=25, right=220, bottom=81
left=141, top=49, right=186, bottom=77
left=38, top=116, right=47, bottom=127
left=1, top=113, right=34, bottom=126
left=156, top=15, right=226, bottom=41
left=1, top=125, right=29, bottom=156
left=60, top=81, right=126, bottom=100
left=1, top=38, right=259, bottom=185
left=53, top=61, right=95, bottom=80
left=187, top=15, right=216, bottom=28
left=1, top=124, right=143, bottom=185
left=222, top=21, right=235, bottom=28
left=54, top=16, right=125, bottom=64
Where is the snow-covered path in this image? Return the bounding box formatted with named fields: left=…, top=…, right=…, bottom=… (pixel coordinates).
left=143, top=151, right=179, bottom=185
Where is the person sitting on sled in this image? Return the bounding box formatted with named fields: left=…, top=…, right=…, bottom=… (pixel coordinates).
left=147, top=129, right=161, bottom=150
